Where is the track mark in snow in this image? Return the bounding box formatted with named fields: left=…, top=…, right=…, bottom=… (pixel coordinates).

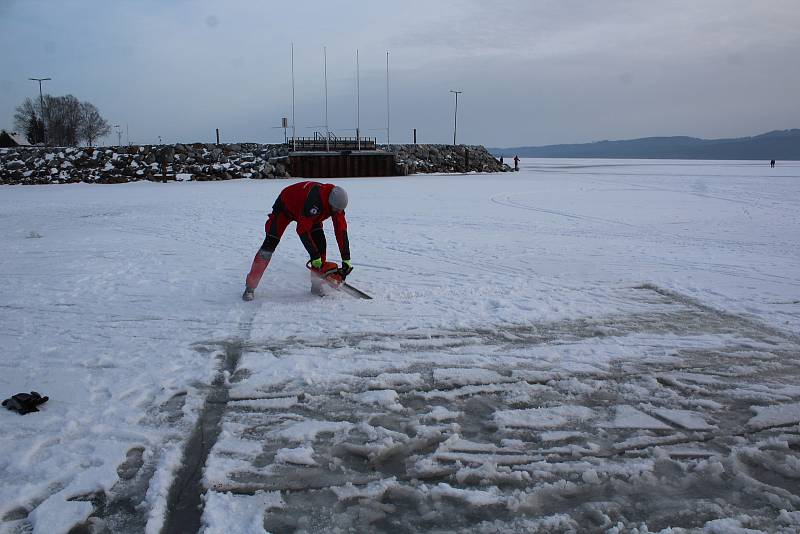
left=490, top=192, right=639, bottom=228
left=161, top=309, right=257, bottom=534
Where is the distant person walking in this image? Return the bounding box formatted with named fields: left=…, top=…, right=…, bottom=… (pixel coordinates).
left=770, top=159, right=776, bottom=168
left=513, top=155, right=520, bottom=171
left=499, top=156, right=504, bottom=165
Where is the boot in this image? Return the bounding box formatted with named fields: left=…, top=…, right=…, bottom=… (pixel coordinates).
left=242, top=286, right=255, bottom=301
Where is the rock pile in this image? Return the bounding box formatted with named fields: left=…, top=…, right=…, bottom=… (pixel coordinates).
left=0, top=143, right=507, bottom=185
left=0, top=144, right=291, bottom=185
left=391, top=144, right=511, bottom=174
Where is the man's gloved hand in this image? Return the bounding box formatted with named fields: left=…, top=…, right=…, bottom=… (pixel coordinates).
left=339, top=260, right=353, bottom=279
left=310, top=258, right=340, bottom=277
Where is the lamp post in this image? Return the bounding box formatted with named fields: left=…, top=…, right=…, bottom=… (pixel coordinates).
left=450, top=90, right=462, bottom=146
left=28, top=77, right=51, bottom=145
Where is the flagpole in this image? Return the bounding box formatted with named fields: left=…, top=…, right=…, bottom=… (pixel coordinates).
left=291, top=43, right=296, bottom=151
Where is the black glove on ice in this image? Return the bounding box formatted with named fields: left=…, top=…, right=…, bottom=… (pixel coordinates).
left=2, top=391, right=49, bottom=415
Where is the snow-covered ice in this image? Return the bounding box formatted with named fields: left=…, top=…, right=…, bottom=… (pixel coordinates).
left=2, top=158, right=800, bottom=532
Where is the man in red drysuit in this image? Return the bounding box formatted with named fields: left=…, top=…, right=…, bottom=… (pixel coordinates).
left=242, top=181, right=352, bottom=301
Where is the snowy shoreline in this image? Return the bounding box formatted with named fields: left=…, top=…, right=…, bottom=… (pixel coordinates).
left=0, top=143, right=507, bottom=185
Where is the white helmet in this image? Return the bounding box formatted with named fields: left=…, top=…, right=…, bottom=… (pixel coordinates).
left=329, top=186, right=348, bottom=211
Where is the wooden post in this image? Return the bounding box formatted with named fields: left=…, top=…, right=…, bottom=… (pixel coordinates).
left=216, top=128, right=220, bottom=145
left=413, top=129, right=417, bottom=144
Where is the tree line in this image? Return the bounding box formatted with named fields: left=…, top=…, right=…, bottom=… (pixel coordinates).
left=13, top=95, right=111, bottom=147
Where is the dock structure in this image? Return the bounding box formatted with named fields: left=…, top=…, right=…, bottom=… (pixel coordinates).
left=289, top=150, right=396, bottom=178
left=288, top=135, right=396, bottom=178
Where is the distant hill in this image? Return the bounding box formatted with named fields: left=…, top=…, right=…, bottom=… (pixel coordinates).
left=491, top=129, right=800, bottom=160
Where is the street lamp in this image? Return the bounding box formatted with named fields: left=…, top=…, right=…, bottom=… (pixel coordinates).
left=28, top=77, right=51, bottom=145
left=450, top=90, right=462, bottom=146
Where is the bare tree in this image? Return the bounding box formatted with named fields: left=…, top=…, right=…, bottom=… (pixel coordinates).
left=45, top=94, right=82, bottom=146
left=13, top=97, right=44, bottom=144
left=13, top=94, right=112, bottom=147
left=79, top=102, right=110, bottom=147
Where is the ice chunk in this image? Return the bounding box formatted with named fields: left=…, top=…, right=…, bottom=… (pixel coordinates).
left=428, top=482, right=503, bottom=506
left=661, top=372, right=723, bottom=386
left=539, top=431, right=585, bottom=442
left=421, top=406, right=462, bottom=422
left=701, top=516, right=763, bottom=533
left=651, top=408, right=715, bottom=430
left=331, top=477, right=398, bottom=501
left=779, top=509, right=800, bottom=526
left=581, top=469, right=600, bottom=484
left=748, top=402, right=800, bottom=430
left=494, top=405, right=596, bottom=429
left=274, top=446, right=317, bottom=466
left=438, top=434, right=504, bottom=453
left=278, top=420, right=353, bottom=442
left=367, top=372, right=424, bottom=389
left=433, top=368, right=507, bottom=387
left=607, top=405, right=672, bottom=430
left=350, top=389, right=404, bottom=412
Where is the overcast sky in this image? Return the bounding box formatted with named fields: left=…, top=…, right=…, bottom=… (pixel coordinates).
left=2, top=0, right=799, bottom=147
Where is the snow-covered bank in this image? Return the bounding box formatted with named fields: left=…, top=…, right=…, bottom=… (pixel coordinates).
left=0, top=144, right=291, bottom=184
left=0, top=143, right=505, bottom=185
left=1, top=159, right=799, bottom=532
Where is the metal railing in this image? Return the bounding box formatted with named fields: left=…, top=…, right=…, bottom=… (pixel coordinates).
left=290, top=135, right=377, bottom=152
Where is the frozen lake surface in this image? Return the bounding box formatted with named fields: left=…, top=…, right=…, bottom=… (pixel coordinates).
left=1, top=159, right=800, bottom=533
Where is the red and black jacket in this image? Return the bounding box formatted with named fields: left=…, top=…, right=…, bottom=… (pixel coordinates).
left=274, top=181, right=350, bottom=261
